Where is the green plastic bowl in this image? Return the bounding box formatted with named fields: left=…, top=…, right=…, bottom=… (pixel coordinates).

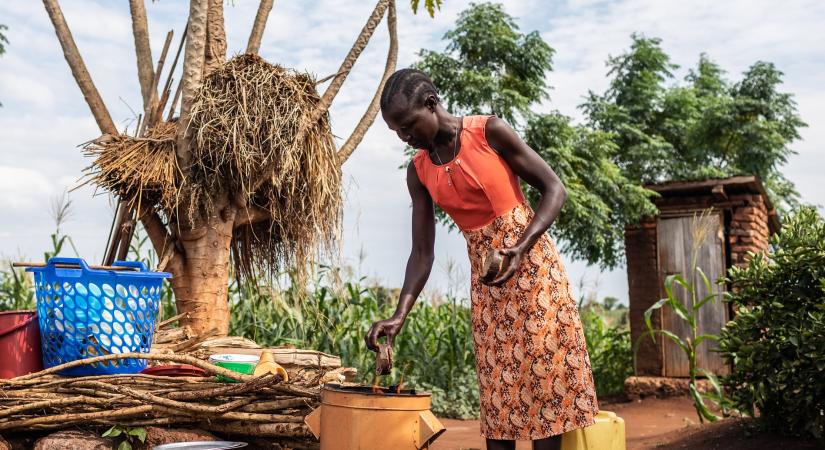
left=209, top=354, right=259, bottom=383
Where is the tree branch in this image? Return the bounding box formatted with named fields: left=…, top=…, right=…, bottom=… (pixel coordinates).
left=317, top=0, right=390, bottom=126
left=42, top=0, right=117, bottom=135
left=203, top=0, right=226, bottom=76
left=250, top=0, right=390, bottom=193
left=176, top=0, right=209, bottom=170
left=129, top=0, right=154, bottom=109
left=138, top=205, right=182, bottom=273
left=337, top=0, right=397, bottom=165
left=246, top=0, right=274, bottom=55
left=233, top=204, right=272, bottom=228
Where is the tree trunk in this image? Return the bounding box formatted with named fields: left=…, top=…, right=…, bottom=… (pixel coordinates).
left=176, top=0, right=208, bottom=169
left=204, top=0, right=227, bottom=76
left=168, top=211, right=235, bottom=336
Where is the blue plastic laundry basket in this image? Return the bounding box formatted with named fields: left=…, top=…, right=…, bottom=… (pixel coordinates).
left=27, top=257, right=171, bottom=376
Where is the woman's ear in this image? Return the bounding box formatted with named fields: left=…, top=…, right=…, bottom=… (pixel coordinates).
left=425, top=94, right=438, bottom=113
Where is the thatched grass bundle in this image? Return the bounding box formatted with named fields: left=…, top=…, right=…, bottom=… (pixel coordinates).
left=83, top=121, right=179, bottom=212
left=189, top=54, right=342, bottom=278
left=84, top=54, right=342, bottom=280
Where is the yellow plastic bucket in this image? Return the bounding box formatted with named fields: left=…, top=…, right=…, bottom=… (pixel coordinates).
left=561, top=410, right=625, bottom=450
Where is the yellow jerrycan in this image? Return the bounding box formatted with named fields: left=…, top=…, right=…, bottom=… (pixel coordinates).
left=561, top=410, right=625, bottom=450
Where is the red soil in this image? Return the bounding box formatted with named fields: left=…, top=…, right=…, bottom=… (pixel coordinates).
left=431, top=396, right=820, bottom=450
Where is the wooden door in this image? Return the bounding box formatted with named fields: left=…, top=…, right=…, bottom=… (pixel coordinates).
left=657, top=214, right=729, bottom=377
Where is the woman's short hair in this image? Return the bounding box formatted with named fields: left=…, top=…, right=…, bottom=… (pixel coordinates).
left=380, top=68, right=439, bottom=111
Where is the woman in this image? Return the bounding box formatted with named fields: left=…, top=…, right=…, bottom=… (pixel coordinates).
left=365, top=69, right=599, bottom=450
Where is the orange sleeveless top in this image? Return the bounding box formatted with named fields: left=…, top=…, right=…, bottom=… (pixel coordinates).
left=412, top=115, right=526, bottom=231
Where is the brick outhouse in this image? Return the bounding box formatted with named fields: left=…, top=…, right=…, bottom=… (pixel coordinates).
left=626, top=176, right=780, bottom=377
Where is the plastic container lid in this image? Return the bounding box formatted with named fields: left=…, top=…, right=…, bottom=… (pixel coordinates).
left=208, top=354, right=259, bottom=364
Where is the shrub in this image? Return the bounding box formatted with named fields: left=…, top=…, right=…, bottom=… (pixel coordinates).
left=580, top=306, right=633, bottom=397
left=719, top=207, right=825, bottom=439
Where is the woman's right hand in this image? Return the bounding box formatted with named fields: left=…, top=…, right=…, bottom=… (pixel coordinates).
left=365, top=316, right=404, bottom=352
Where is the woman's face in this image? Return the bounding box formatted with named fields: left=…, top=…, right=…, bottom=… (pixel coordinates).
left=381, top=95, right=439, bottom=151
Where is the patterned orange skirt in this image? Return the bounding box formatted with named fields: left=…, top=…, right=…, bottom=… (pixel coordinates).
left=462, top=203, right=600, bottom=440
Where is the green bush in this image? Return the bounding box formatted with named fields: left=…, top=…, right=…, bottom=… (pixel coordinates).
left=0, top=263, right=35, bottom=311
left=227, top=268, right=480, bottom=419
left=580, top=304, right=633, bottom=397
left=719, top=207, right=825, bottom=439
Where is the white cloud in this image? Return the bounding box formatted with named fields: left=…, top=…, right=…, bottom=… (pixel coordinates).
left=0, top=166, right=54, bottom=210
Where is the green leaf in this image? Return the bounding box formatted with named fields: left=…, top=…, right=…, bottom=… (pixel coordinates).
left=102, top=426, right=122, bottom=438
left=694, top=293, right=717, bottom=311
left=698, top=368, right=723, bottom=394
left=689, top=384, right=719, bottom=423
left=694, top=333, right=719, bottom=347
left=643, top=298, right=668, bottom=340
left=127, top=427, right=147, bottom=443
left=118, top=441, right=132, bottom=450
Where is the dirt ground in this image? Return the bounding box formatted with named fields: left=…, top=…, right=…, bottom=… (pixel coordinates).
left=430, top=396, right=820, bottom=450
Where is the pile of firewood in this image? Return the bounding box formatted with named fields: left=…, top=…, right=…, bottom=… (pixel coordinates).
left=0, top=348, right=355, bottom=449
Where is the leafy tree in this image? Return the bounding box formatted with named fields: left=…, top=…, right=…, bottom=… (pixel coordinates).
left=414, top=3, right=656, bottom=269
left=416, top=2, right=554, bottom=125
left=523, top=112, right=656, bottom=267
left=584, top=34, right=806, bottom=211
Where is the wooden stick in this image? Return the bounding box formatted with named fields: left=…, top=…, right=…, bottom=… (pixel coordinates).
left=202, top=421, right=312, bottom=438
left=155, top=310, right=192, bottom=330
left=102, top=201, right=131, bottom=265
left=0, top=396, right=131, bottom=419
left=166, top=79, right=184, bottom=121
left=12, top=262, right=138, bottom=271
left=140, top=29, right=174, bottom=136
left=5, top=353, right=252, bottom=383
left=70, top=380, right=266, bottom=415
left=165, top=374, right=281, bottom=400
left=161, top=22, right=188, bottom=105
left=0, top=404, right=154, bottom=430
left=239, top=397, right=312, bottom=412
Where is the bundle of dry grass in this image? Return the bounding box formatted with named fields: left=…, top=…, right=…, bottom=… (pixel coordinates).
left=83, top=54, right=342, bottom=280
left=189, top=54, right=342, bottom=278
left=83, top=121, right=179, bottom=212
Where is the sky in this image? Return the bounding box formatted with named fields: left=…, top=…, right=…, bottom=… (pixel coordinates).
left=0, top=0, right=822, bottom=304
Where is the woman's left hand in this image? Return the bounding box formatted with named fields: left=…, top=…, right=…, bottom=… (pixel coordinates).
left=489, top=244, right=528, bottom=286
